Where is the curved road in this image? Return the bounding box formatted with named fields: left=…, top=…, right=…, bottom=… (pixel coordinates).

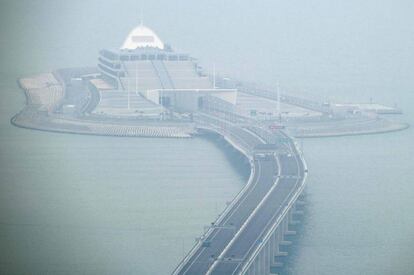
left=173, top=116, right=306, bottom=275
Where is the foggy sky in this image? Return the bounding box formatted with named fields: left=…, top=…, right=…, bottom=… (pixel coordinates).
left=1, top=0, right=413, bottom=104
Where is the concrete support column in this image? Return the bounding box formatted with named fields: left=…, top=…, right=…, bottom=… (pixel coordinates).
left=293, top=202, right=305, bottom=216
left=283, top=216, right=289, bottom=234
left=269, top=227, right=285, bottom=274
left=285, top=210, right=297, bottom=237
left=289, top=208, right=295, bottom=224
left=277, top=227, right=283, bottom=254
left=262, top=248, right=267, bottom=274
left=286, top=208, right=291, bottom=224
left=289, top=203, right=301, bottom=226
left=270, top=230, right=277, bottom=265
left=264, top=242, right=271, bottom=275
left=247, top=264, right=255, bottom=275
left=279, top=218, right=292, bottom=249
left=258, top=248, right=264, bottom=275
left=254, top=257, right=260, bottom=274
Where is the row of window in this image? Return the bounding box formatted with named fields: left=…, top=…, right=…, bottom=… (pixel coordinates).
left=98, top=57, right=121, bottom=69
left=99, top=49, right=191, bottom=62
left=119, top=54, right=189, bottom=61
left=99, top=49, right=119, bottom=60
left=98, top=64, right=125, bottom=77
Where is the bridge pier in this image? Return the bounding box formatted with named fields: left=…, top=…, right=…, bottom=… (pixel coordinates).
left=261, top=247, right=267, bottom=275
left=266, top=243, right=273, bottom=275
left=254, top=255, right=260, bottom=275
left=229, top=191, right=306, bottom=275
left=269, top=229, right=277, bottom=265
left=276, top=225, right=286, bottom=255
left=269, top=227, right=285, bottom=274
left=285, top=209, right=297, bottom=237
left=290, top=203, right=303, bottom=227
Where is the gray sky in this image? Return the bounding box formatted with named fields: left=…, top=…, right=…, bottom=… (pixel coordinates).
left=1, top=0, right=413, bottom=103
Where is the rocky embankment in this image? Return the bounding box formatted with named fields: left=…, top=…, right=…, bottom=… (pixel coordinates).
left=12, top=73, right=196, bottom=138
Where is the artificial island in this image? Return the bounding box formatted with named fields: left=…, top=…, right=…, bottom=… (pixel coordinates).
left=12, top=24, right=408, bottom=275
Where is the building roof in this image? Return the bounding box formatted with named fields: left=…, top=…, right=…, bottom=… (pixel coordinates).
left=121, top=24, right=164, bottom=50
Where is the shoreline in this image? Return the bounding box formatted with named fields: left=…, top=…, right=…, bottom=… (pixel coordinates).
left=293, top=122, right=410, bottom=138
left=12, top=104, right=409, bottom=140
left=11, top=70, right=409, bottom=139
left=10, top=113, right=194, bottom=139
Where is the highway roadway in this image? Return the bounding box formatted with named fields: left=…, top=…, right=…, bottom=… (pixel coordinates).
left=208, top=150, right=304, bottom=274
left=173, top=116, right=305, bottom=275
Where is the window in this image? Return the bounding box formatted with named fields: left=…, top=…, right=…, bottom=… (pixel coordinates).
left=132, top=35, right=155, bottom=43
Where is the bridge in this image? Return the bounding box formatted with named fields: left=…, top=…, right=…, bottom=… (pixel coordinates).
left=172, top=113, right=308, bottom=275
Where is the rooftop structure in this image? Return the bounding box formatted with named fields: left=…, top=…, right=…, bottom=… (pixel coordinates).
left=96, top=24, right=237, bottom=116
left=121, top=24, right=165, bottom=50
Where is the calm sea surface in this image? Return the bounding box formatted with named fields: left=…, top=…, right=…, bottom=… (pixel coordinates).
left=1, top=1, right=413, bottom=274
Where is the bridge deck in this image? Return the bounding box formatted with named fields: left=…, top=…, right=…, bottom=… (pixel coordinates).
left=173, top=115, right=306, bottom=275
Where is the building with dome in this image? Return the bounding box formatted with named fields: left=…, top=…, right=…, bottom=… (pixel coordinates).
left=95, top=23, right=237, bottom=116
left=121, top=24, right=165, bottom=50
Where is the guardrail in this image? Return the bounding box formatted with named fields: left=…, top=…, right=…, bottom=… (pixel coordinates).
left=238, top=132, right=307, bottom=274
left=172, top=115, right=307, bottom=275
left=171, top=124, right=258, bottom=275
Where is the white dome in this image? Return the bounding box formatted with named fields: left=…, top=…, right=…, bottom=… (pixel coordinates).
left=121, top=24, right=164, bottom=50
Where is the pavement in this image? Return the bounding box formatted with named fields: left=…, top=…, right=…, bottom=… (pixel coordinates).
left=174, top=117, right=305, bottom=275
